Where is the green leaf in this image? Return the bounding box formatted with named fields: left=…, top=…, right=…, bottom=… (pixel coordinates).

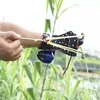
left=57, top=4, right=78, bottom=20
left=32, top=48, right=38, bottom=57
left=22, top=49, right=32, bottom=65
left=0, top=80, right=10, bottom=99
left=48, top=0, right=55, bottom=15
left=46, top=0, right=49, bottom=15
left=43, top=88, right=57, bottom=92
left=27, top=88, right=35, bottom=100
left=33, top=61, right=42, bottom=81
left=70, top=78, right=82, bottom=98
left=64, top=56, right=73, bottom=98
left=56, top=0, right=63, bottom=13
left=24, top=65, right=34, bottom=84
left=34, top=61, right=42, bottom=76
left=44, top=19, right=51, bottom=32
left=63, top=95, right=69, bottom=100
left=21, top=91, right=29, bottom=100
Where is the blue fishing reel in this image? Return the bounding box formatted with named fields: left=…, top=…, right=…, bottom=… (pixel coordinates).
left=37, top=51, right=54, bottom=64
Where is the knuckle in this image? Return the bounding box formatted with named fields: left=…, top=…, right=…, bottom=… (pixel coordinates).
left=7, top=46, right=14, bottom=56
left=9, top=31, right=15, bottom=34
left=7, top=31, right=14, bottom=36
left=16, top=40, right=21, bottom=45
left=8, top=44, right=13, bottom=49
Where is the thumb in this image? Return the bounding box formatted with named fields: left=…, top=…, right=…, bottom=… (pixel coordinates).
left=0, top=31, right=21, bottom=40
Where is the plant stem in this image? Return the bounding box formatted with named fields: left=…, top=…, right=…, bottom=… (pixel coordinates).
left=39, top=64, right=48, bottom=100
left=63, top=56, right=72, bottom=76
left=52, top=12, right=58, bottom=34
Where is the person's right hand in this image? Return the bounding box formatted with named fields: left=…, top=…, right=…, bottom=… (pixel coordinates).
left=0, top=31, right=23, bottom=61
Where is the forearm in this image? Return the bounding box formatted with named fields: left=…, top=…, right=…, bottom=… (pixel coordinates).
left=0, top=22, right=43, bottom=47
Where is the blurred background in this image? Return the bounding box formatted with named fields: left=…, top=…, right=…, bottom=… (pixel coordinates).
left=0, top=0, right=100, bottom=100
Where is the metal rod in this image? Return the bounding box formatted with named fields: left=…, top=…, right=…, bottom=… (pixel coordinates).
left=48, top=41, right=83, bottom=54
left=21, top=34, right=84, bottom=42
left=63, top=56, right=72, bottom=76
left=46, top=35, right=84, bottom=41
left=21, top=37, right=83, bottom=54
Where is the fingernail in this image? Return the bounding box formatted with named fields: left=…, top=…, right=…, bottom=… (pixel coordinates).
left=17, top=34, right=21, bottom=38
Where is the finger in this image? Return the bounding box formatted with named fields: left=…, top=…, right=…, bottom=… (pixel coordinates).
left=4, top=40, right=23, bottom=61
left=11, top=45, right=23, bottom=57
left=6, top=39, right=13, bottom=43
left=0, top=31, right=21, bottom=40
left=10, top=40, right=21, bottom=50
left=10, top=53, right=22, bottom=61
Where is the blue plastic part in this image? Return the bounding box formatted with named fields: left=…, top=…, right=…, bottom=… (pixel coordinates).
left=37, top=51, right=54, bottom=64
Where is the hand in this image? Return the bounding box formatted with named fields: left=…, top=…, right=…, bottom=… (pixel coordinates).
left=0, top=31, right=23, bottom=61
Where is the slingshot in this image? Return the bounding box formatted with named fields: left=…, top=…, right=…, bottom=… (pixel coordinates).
left=21, top=32, right=84, bottom=76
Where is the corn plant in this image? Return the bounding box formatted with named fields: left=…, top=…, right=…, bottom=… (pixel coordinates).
left=43, top=0, right=82, bottom=99
left=0, top=0, right=99, bottom=100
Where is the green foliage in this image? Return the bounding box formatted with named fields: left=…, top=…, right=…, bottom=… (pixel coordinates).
left=44, top=19, right=51, bottom=32
left=76, top=56, right=100, bottom=65
left=0, top=0, right=99, bottom=100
